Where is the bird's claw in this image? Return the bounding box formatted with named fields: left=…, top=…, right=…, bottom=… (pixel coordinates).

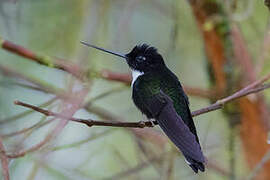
left=148, top=119, right=156, bottom=127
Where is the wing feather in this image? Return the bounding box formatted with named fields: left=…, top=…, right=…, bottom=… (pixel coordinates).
left=144, top=91, right=205, bottom=163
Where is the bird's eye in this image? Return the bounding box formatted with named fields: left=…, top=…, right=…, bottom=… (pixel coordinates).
left=136, top=56, right=146, bottom=62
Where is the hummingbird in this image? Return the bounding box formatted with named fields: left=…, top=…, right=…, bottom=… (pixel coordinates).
left=81, top=41, right=205, bottom=173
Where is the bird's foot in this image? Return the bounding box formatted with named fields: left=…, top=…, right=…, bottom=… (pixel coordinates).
left=139, top=119, right=155, bottom=127
left=149, top=119, right=156, bottom=127
left=148, top=119, right=156, bottom=127
left=141, top=114, right=156, bottom=127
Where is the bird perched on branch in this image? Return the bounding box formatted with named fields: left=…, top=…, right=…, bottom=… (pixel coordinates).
left=81, top=42, right=205, bottom=173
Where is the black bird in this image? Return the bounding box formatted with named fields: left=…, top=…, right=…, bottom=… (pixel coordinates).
left=81, top=42, right=205, bottom=173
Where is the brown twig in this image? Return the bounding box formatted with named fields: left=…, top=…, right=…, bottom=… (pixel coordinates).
left=1, top=119, right=53, bottom=138
left=14, top=100, right=156, bottom=128
left=6, top=88, right=89, bottom=159
left=5, top=129, right=54, bottom=158
left=100, top=70, right=215, bottom=98
left=195, top=80, right=270, bottom=115
left=1, top=81, right=48, bottom=93
left=0, top=38, right=83, bottom=80
left=99, top=69, right=132, bottom=85
left=184, top=86, right=216, bottom=99
left=13, top=81, right=270, bottom=129
left=192, top=70, right=270, bottom=116
left=0, top=38, right=214, bottom=99
left=0, top=138, right=9, bottom=180
left=0, top=65, right=71, bottom=100
left=0, top=97, right=57, bottom=126
left=192, top=83, right=270, bottom=117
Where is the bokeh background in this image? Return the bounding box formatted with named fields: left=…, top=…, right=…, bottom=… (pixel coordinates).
left=0, top=0, right=270, bottom=179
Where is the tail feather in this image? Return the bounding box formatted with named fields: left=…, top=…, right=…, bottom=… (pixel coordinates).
left=143, top=92, right=206, bottom=173
left=185, top=156, right=205, bottom=173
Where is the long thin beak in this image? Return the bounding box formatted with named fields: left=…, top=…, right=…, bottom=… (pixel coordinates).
left=80, top=41, right=126, bottom=59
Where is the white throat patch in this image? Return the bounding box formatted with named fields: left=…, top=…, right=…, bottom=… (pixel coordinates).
left=131, top=70, right=144, bottom=87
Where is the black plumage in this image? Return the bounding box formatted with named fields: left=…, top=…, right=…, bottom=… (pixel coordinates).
left=131, top=66, right=205, bottom=173
left=81, top=42, right=206, bottom=173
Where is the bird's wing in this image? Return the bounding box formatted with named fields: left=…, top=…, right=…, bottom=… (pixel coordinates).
left=144, top=91, right=205, bottom=163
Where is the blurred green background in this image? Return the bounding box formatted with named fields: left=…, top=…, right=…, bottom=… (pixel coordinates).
left=0, top=0, right=269, bottom=180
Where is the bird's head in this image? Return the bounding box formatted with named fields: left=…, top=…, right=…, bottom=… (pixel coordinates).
left=80, top=41, right=165, bottom=73
left=125, top=44, right=165, bottom=73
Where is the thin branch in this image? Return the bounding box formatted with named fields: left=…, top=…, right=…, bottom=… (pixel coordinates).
left=14, top=100, right=156, bottom=128
left=0, top=81, right=46, bottom=93
left=184, top=86, right=216, bottom=99
left=4, top=35, right=270, bottom=128
left=192, top=82, right=270, bottom=117
left=6, top=88, right=89, bottom=159
left=219, top=73, right=270, bottom=102
left=99, top=69, right=132, bottom=85
left=13, top=81, right=270, bottom=129
left=0, top=138, right=9, bottom=180
left=5, top=118, right=57, bottom=159
left=0, top=38, right=214, bottom=99
left=0, top=38, right=83, bottom=80
left=0, top=65, right=71, bottom=100
left=100, top=70, right=215, bottom=98
left=0, top=97, right=57, bottom=126
left=1, top=119, right=53, bottom=138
